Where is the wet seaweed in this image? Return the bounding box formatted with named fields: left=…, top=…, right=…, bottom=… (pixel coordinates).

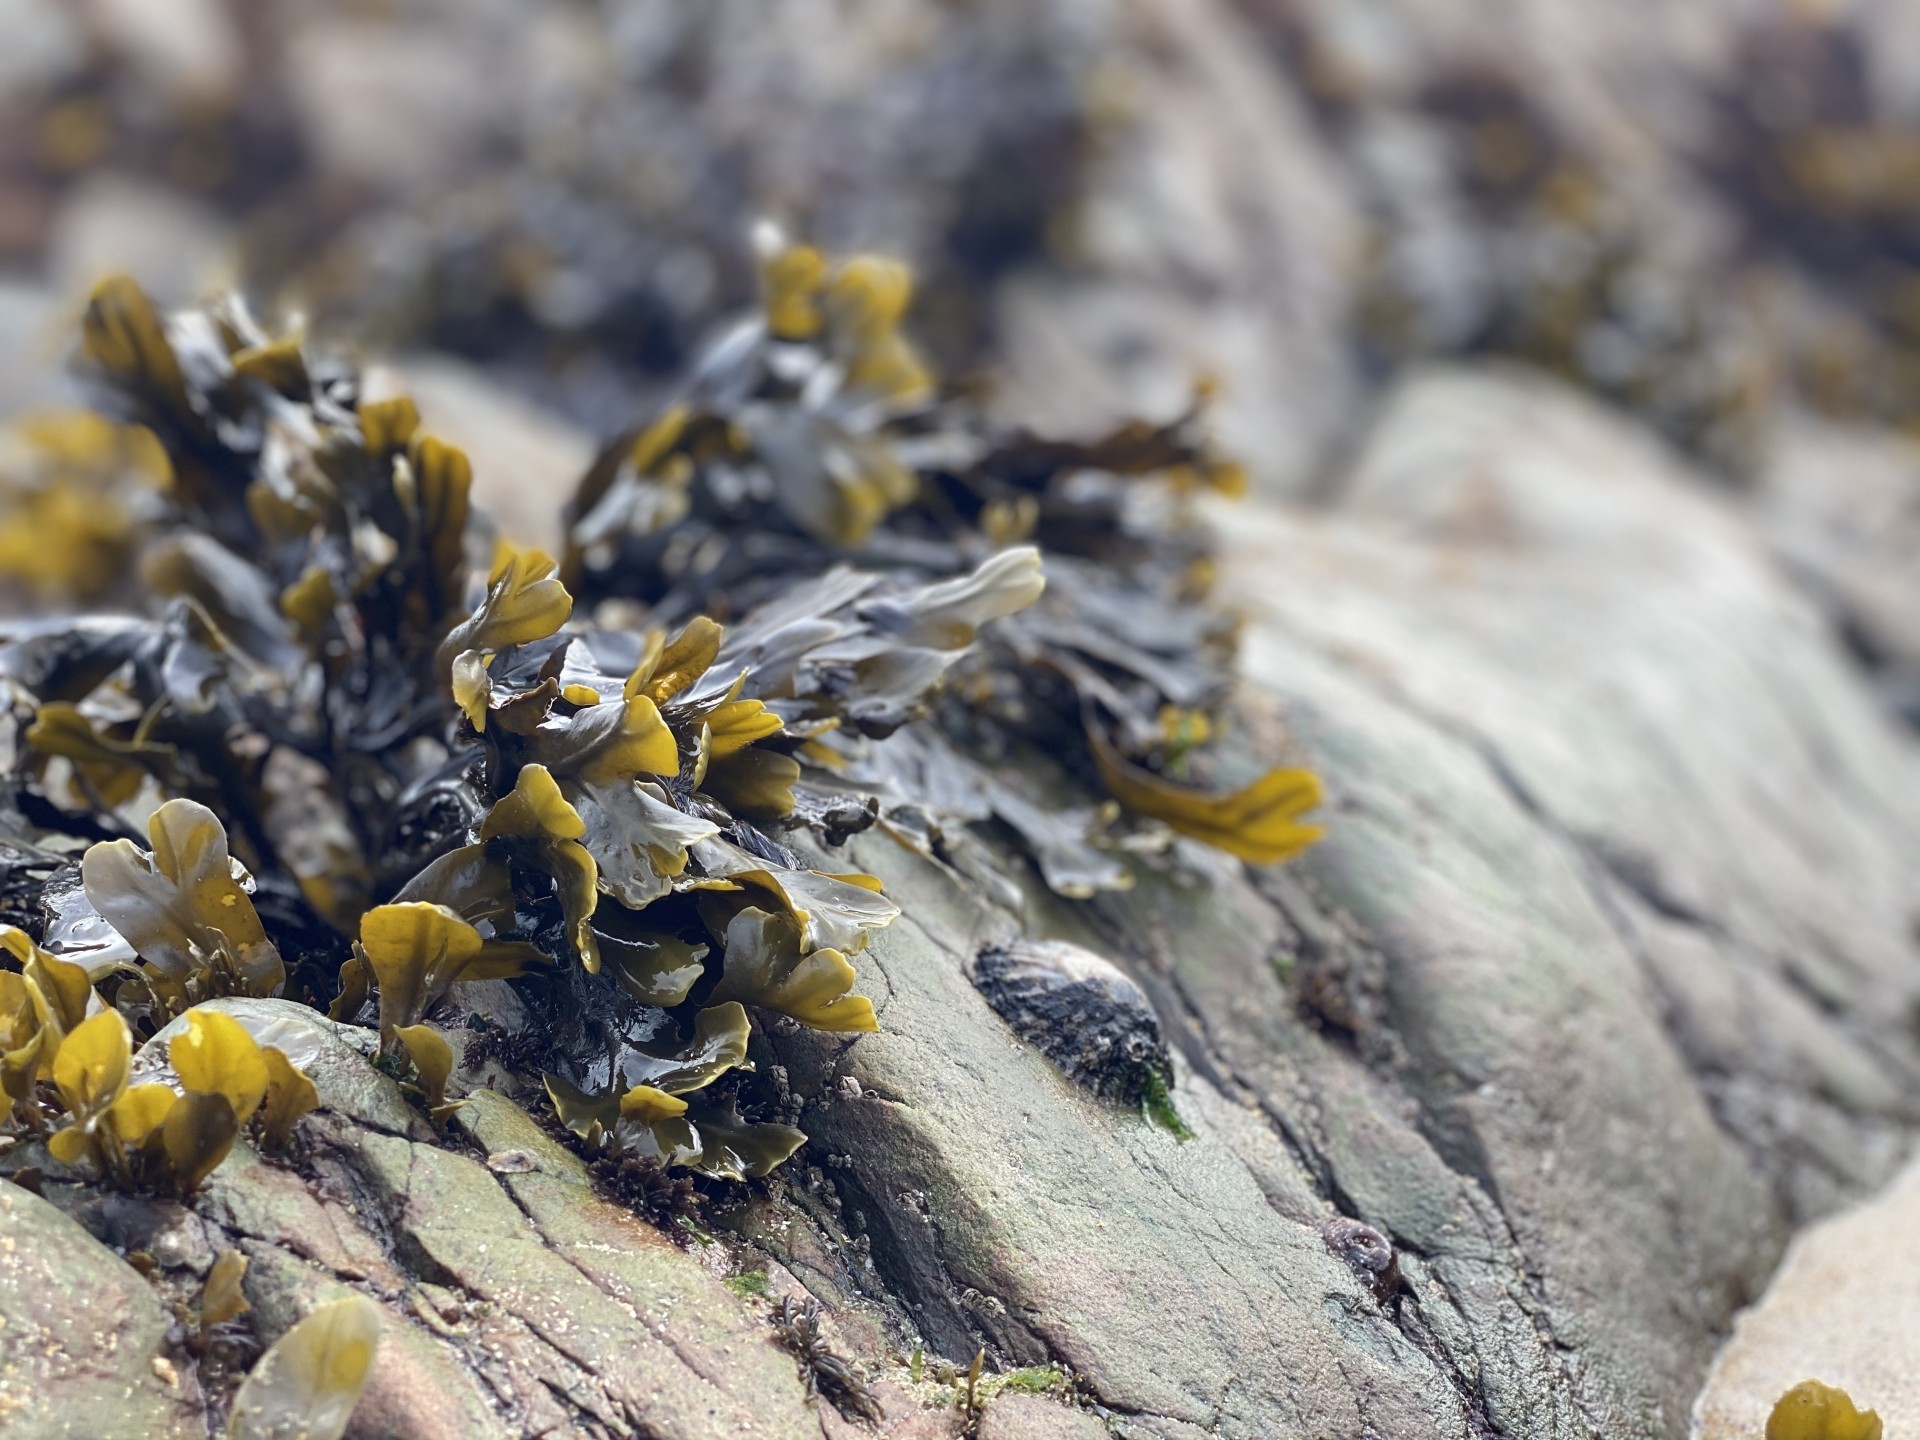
left=559, top=231, right=1325, bottom=896
left=1765, top=1379, right=1883, bottom=1440
left=0, top=246, right=1323, bottom=1189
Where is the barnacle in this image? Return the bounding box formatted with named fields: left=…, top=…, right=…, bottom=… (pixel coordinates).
left=1766, top=1381, right=1883, bottom=1440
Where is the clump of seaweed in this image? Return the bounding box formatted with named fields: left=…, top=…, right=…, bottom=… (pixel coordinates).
left=591, top=1150, right=702, bottom=1240
left=0, top=241, right=1323, bottom=1192
left=1, top=918, right=316, bottom=1194
left=560, top=229, right=1324, bottom=899
left=457, top=1012, right=551, bottom=1077
left=0, top=273, right=979, bottom=1178
left=771, top=1294, right=887, bottom=1426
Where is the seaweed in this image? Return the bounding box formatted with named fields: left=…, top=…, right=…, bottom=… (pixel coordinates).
left=1765, top=1380, right=1883, bottom=1440
left=0, top=247, right=1323, bottom=1192
left=558, top=231, right=1324, bottom=894
left=770, top=1294, right=887, bottom=1426
left=593, top=1151, right=702, bottom=1241
left=225, top=1295, right=382, bottom=1440
left=3, top=976, right=319, bottom=1195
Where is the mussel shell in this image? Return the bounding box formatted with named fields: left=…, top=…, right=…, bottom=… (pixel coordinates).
left=972, top=938, right=1172, bottom=1105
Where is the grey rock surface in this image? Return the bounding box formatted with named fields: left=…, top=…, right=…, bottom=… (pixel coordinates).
left=978, top=1392, right=1112, bottom=1440
left=987, top=0, right=1365, bottom=495
left=1218, top=366, right=1920, bottom=1429
left=1758, top=412, right=1920, bottom=724
left=0, top=1182, right=205, bottom=1438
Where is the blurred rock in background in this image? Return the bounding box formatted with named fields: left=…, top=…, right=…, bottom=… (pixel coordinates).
left=9, top=1, right=1920, bottom=501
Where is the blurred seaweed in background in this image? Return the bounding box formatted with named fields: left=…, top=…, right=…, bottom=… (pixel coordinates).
left=0, top=1, right=1918, bottom=468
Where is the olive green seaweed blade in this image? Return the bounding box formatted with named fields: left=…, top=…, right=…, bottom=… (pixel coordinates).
left=80, top=797, right=285, bottom=998
left=227, top=1293, right=383, bottom=1440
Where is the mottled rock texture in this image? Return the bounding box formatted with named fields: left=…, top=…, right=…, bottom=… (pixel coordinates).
left=763, top=369, right=1920, bottom=1440
left=0, top=1183, right=204, bottom=1438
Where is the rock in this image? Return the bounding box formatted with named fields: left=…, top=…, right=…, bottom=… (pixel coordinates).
left=237, top=1243, right=508, bottom=1440
left=1234, top=367, right=1920, bottom=1226
left=44, top=174, right=238, bottom=308
left=13, top=5, right=1920, bottom=1436
left=0, top=0, right=84, bottom=104
left=84, top=0, right=243, bottom=101
left=785, top=835, right=1484, bottom=1440
left=140, top=995, right=420, bottom=1137
left=1212, top=365, right=1920, bottom=1427
left=764, top=363, right=1920, bottom=1440
left=447, top=1091, right=821, bottom=1439
left=1692, top=1153, right=1920, bottom=1438
left=978, top=1392, right=1109, bottom=1440
left=277, top=6, right=522, bottom=192
left=1756, top=412, right=1920, bottom=723
left=0, top=1181, right=206, bottom=1437
left=45, top=996, right=832, bottom=1439
left=329, top=1120, right=818, bottom=1438
left=990, top=0, right=1365, bottom=497
left=0, top=280, right=79, bottom=417
left=6, top=366, right=1920, bottom=1437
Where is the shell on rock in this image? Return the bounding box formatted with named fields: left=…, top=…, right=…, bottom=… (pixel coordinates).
left=1320, top=1217, right=1402, bottom=1302
left=972, top=938, right=1172, bottom=1105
